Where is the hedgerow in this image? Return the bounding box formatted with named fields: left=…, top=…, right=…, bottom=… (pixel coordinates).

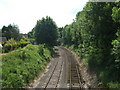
left=3, top=38, right=30, bottom=53
left=1, top=44, right=53, bottom=88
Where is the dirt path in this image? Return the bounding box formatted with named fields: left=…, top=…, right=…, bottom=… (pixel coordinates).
left=28, top=46, right=98, bottom=89
left=0, top=53, right=7, bottom=55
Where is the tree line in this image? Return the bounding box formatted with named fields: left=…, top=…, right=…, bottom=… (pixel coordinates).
left=1, top=2, right=119, bottom=88
left=58, top=2, right=120, bottom=88
left=1, top=24, right=21, bottom=41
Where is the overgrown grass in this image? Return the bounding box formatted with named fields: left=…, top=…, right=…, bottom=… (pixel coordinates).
left=1, top=44, right=53, bottom=88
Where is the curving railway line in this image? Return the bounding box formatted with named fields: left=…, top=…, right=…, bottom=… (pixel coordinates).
left=67, top=52, right=85, bottom=89
left=60, top=46, right=85, bottom=89
left=35, top=46, right=85, bottom=89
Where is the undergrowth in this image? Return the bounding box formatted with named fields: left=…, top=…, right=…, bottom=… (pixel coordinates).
left=1, top=44, right=53, bottom=88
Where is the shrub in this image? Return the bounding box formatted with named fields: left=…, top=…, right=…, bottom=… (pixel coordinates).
left=3, top=38, right=30, bottom=53
left=2, top=44, right=53, bottom=88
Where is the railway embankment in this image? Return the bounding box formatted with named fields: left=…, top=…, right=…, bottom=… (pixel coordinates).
left=30, top=46, right=99, bottom=89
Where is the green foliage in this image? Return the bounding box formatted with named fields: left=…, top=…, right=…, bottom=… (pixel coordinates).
left=3, top=38, right=18, bottom=52
left=107, top=82, right=120, bottom=88
left=3, top=38, right=30, bottom=53
left=2, top=44, right=53, bottom=88
left=59, top=2, right=120, bottom=88
left=1, top=24, right=21, bottom=40
left=28, top=28, right=35, bottom=39
left=28, top=38, right=35, bottom=44
left=34, top=16, right=58, bottom=46
left=0, top=46, right=2, bottom=53
left=112, top=2, right=120, bottom=23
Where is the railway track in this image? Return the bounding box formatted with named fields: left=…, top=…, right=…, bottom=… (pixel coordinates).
left=43, top=48, right=64, bottom=89
left=68, top=59, right=83, bottom=89
left=35, top=46, right=85, bottom=89
left=61, top=47, right=85, bottom=89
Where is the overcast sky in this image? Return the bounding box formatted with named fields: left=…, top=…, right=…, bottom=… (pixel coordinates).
left=0, top=0, right=88, bottom=34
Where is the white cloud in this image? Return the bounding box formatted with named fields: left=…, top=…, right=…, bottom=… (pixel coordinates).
left=0, top=0, right=88, bottom=33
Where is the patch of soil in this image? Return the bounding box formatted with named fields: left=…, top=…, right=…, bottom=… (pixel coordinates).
left=0, top=53, right=7, bottom=55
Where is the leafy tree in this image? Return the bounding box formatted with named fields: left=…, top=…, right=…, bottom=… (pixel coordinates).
left=28, top=28, right=35, bottom=38
left=60, top=2, right=120, bottom=88
left=58, top=27, right=63, bottom=39
left=111, top=2, right=120, bottom=84
left=2, top=24, right=21, bottom=40
left=57, top=27, right=64, bottom=45
left=34, top=16, right=58, bottom=46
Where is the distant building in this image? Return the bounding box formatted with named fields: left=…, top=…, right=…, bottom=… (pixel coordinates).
left=0, top=37, right=7, bottom=43
left=20, top=34, right=28, bottom=38
left=0, top=37, right=7, bottom=47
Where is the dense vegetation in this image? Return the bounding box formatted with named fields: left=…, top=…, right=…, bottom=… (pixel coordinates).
left=28, top=16, right=58, bottom=46
left=2, top=38, right=30, bottom=53
left=1, top=44, right=53, bottom=88
left=1, top=24, right=30, bottom=53
left=58, top=2, right=120, bottom=88
left=1, top=2, right=119, bottom=88
left=1, top=24, right=21, bottom=41
left=0, top=16, right=58, bottom=88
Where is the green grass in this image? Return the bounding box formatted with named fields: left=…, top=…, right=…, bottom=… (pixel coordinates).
left=1, top=44, right=53, bottom=88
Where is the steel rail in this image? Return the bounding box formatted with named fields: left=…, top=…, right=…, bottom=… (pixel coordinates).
left=55, top=60, right=64, bottom=88
left=69, top=62, right=82, bottom=89
left=59, top=46, right=84, bottom=89
left=69, top=56, right=72, bottom=89
left=76, top=64, right=83, bottom=88
left=44, top=60, right=59, bottom=89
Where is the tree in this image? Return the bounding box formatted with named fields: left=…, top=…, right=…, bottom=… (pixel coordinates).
left=59, top=2, right=120, bottom=87
left=58, top=27, right=63, bottom=39
left=28, top=28, right=35, bottom=38
left=111, top=2, right=120, bottom=83
left=2, top=24, right=21, bottom=40
left=34, top=16, right=58, bottom=46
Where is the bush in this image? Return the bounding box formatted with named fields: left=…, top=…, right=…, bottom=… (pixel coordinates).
left=2, top=44, right=53, bottom=88
left=3, top=38, right=30, bottom=53
left=107, top=82, right=120, bottom=88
